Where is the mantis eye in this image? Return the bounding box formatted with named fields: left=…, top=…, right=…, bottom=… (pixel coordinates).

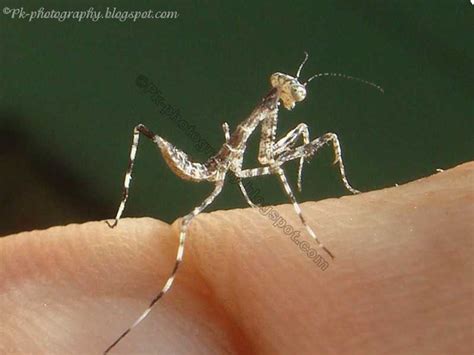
left=291, top=84, right=306, bottom=102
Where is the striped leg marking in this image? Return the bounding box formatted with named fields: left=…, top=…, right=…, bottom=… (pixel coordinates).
left=106, top=124, right=157, bottom=228
left=274, top=123, right=310, bottom=192
left=324, top=133, right=360, bottom=195
left=276, top=132, right=360, bottom=195
left=237, top=166, right=273, bottom=178
left=274, top=167, right=335, bottom=259
left=234, top=167, right=273, bottom=207
left=237, top=178, right=260, bottom=208
left=223, top=122, right=262, bottom=208
left=104, top=181, right=224, bottom=354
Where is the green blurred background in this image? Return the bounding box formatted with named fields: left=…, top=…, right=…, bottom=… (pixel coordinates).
left=1, top=1, right=472, bottom=236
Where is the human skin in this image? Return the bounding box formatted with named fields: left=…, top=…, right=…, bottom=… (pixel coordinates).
left=1, top=162, right=473, bottom=355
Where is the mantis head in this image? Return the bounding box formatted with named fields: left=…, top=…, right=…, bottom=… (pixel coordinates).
left=270, top=52, right=383, bottom=110
left=270, top=72, right=307, bottom=110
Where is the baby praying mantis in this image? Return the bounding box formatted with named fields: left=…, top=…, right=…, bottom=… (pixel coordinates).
left=104, top=52, right=383, bottom=353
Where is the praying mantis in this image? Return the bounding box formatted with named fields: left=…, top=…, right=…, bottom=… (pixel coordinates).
left=104, top=52, right=383, bottom=353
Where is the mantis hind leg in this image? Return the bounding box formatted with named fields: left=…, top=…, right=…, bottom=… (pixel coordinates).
left=106, top=124, right=158, bottom=228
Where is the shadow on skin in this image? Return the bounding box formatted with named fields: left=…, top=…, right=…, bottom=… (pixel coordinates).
left=1, top=162, right=472, bottom=354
